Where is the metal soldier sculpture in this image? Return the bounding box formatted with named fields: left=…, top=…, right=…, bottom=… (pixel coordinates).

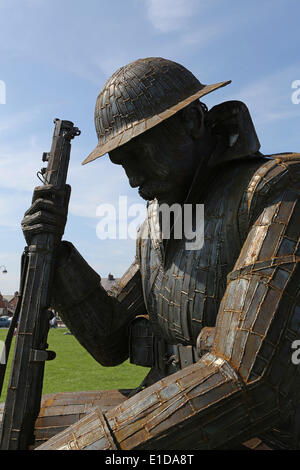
left=21, top=57, right=300, bottom=450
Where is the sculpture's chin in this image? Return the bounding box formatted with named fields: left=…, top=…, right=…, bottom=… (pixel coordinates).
left=138, top=180, right=176, bottom=203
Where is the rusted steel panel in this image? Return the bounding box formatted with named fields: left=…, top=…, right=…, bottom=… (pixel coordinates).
left=11, top=389, right=128, bottom=448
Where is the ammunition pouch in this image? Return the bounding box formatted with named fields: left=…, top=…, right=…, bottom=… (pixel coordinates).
left=129, top=315, right=208, bottom=376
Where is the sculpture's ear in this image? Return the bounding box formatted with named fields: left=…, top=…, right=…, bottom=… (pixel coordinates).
left=181, top=102, right=205, bottom=140
left=205, top=101, right=261, bottom=167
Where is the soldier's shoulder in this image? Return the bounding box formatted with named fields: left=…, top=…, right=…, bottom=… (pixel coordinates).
left=244, top=152, right=300, bottom=225
left=247, top=152, right=300, bottom=197
left=257, top=151, right=300, bottom=173
left=268, top=151, right=300, bottom=162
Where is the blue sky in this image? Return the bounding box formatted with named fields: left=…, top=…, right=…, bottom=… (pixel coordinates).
left=0, top=0, right=299, bottom=293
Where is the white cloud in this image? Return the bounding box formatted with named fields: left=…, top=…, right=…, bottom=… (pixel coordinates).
left=181, top=21, right=227, bottom=47
left=145, top=0, right=199, bottom=32
left=93, top=55, right=132, bottom=80
left=0, top=104, right=41, bottom=129
left=225, top=65, right=300, bottom=125
left=0, top=145, right=42, bottom=192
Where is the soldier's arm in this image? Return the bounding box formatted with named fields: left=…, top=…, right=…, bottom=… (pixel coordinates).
left=21, top=183, right=147, bottom=367
left=51, top=241, right=147, bottom=367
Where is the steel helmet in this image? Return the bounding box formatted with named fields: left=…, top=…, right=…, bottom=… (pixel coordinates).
left=82, top=57, right=231, bottom=165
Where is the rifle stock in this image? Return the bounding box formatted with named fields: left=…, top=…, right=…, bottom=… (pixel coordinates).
left=0, top=119, right=80, bottom=450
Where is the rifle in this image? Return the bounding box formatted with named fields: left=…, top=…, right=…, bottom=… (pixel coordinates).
left=0, top=119, right=80, bottom=450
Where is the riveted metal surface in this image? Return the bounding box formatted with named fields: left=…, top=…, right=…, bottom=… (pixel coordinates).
left=83, top=57, right=230, bottom=164
left=0, top=390, right=128, bottom=448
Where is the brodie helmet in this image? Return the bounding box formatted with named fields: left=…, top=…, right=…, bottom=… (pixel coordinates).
left=82, top=57, right=231, bottom=165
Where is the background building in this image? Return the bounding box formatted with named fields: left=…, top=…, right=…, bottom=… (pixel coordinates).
left=0, top=293, right=8, bottom=316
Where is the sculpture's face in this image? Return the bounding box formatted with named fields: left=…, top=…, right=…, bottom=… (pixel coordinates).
left=109, top=110, right=208, bottom=205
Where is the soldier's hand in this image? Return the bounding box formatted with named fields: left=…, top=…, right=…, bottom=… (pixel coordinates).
left=21, top=184, right=71, bottom=246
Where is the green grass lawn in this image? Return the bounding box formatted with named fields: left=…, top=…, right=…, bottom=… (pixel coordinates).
left=0, top=328, right=150, bottom=402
